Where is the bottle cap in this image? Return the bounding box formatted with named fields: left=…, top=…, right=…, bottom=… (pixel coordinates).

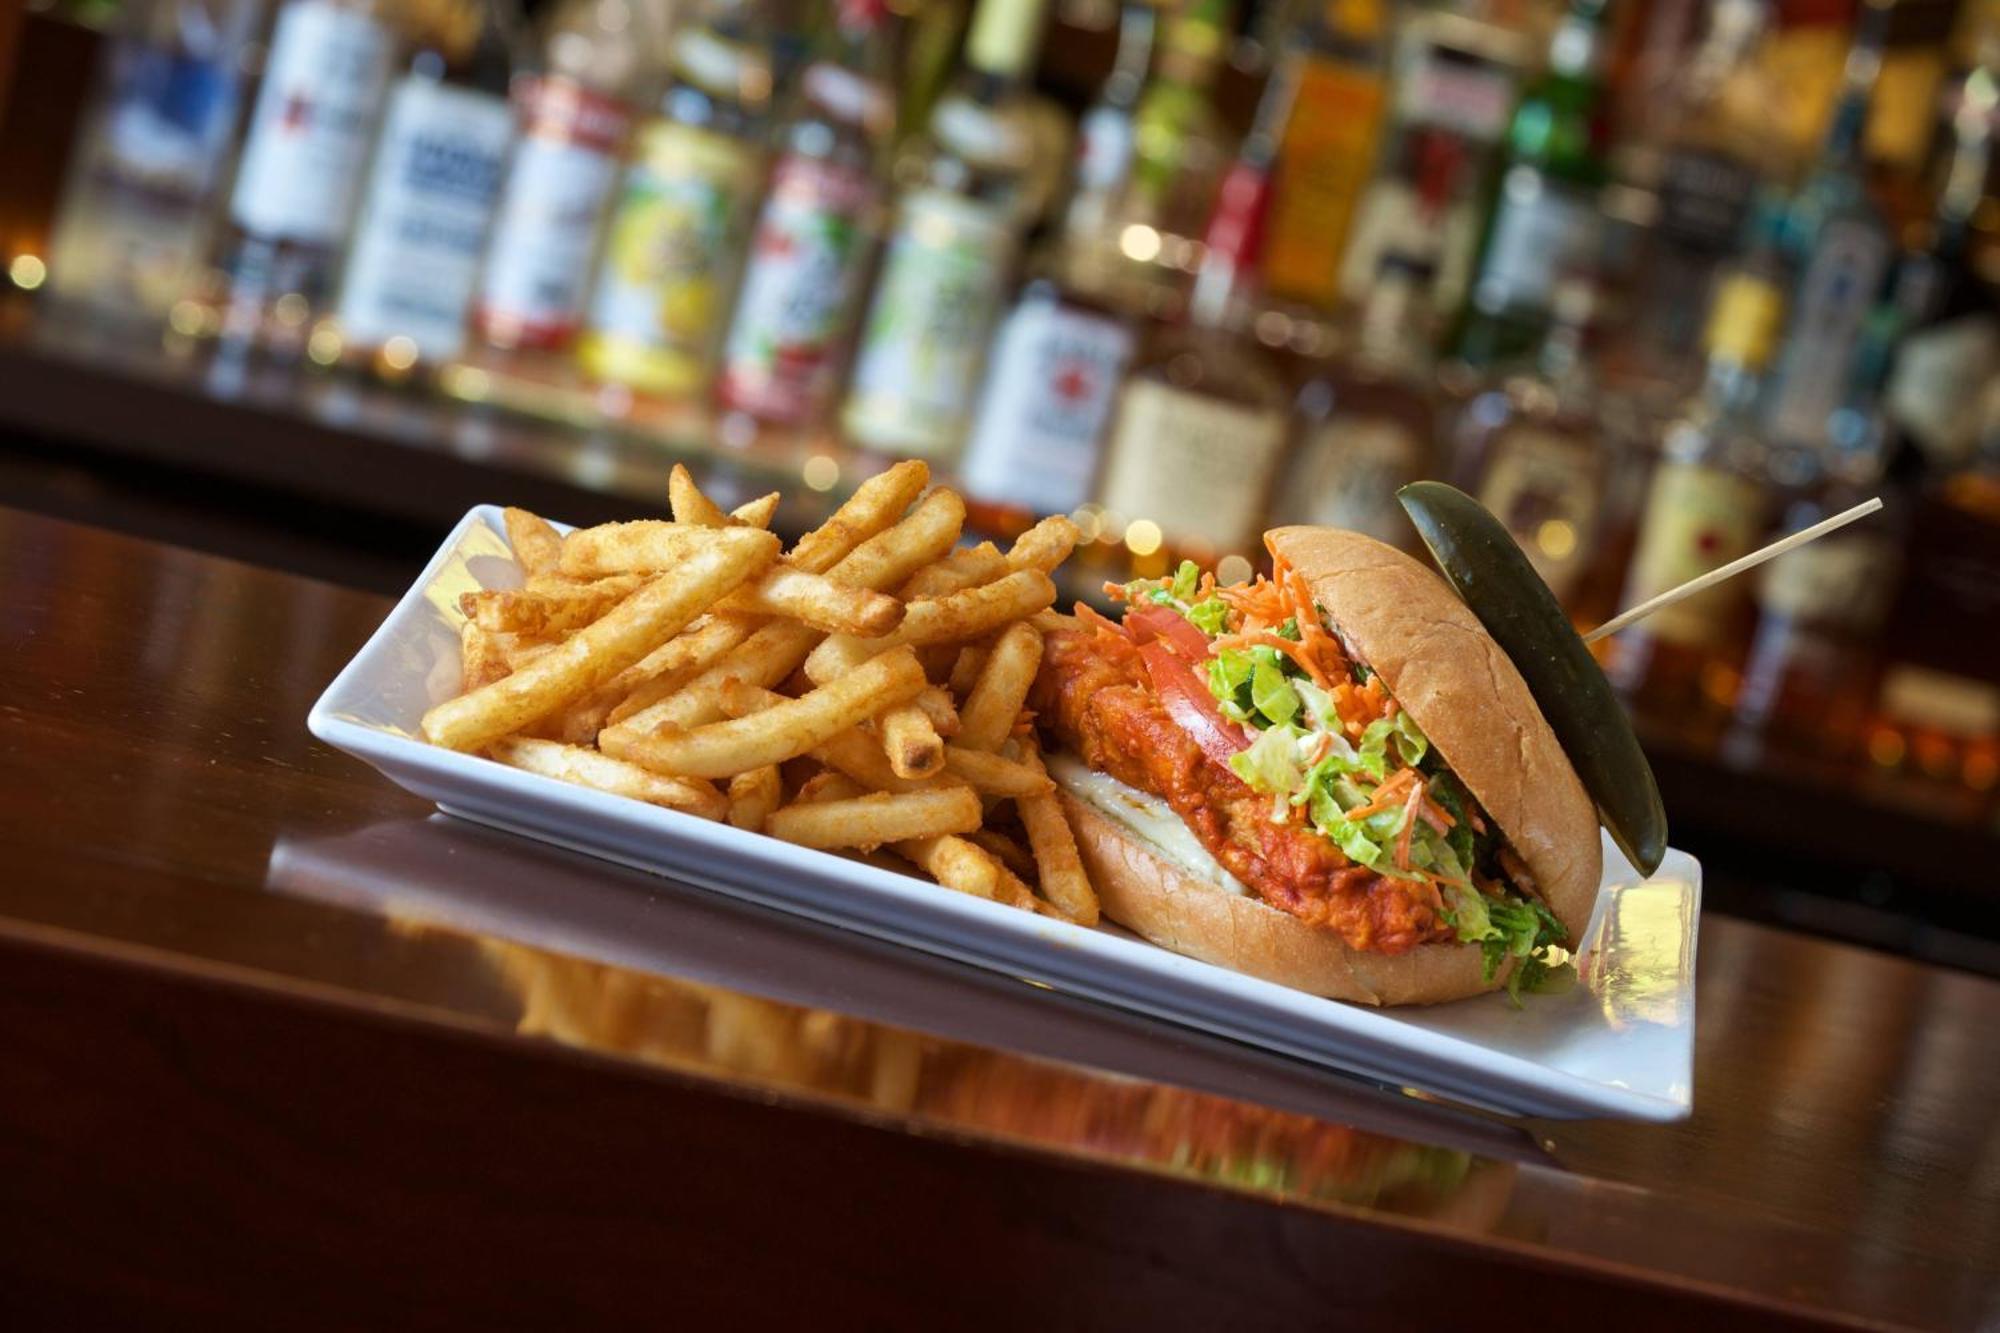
left=967, top=0, right=1048, bottom=80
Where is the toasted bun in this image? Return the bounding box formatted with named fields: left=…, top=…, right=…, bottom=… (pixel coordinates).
left=1265, top=526, right=1601, bottom=946
left=1060, top=789, right=1517, bottom=1005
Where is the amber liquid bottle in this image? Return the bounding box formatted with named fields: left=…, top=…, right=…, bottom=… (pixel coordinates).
left=1605, top=267, right=1783, bottom=719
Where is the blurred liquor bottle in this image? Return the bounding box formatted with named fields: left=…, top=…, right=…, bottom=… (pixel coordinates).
left=1112, top=0, right=1235, bottom=305
left=1615, top=0, right=1777, bottom=387
left=1448, top=0, right=1613, bottom=371
left=1268, top=248, right=1438, bottom=553
left=840, top=0, right=1049, bottom=458
left=1058, top=1, right=1158, bottom=260
left=958, top=229, right=1137, bottom=526
left=1869, top=396, right=2000, bottom=792
left=712, top=0, right=896, bottom=428
left=328, top=0, right=524, bottom=374
left=1259, top=0, right=1390, bottom=317
left=1091, top=130, right=1288, bottom=579
left=44, top=0, right=262, bottom=327
left=1455, top=275, right=1619, bottom=608
left=1733, top=304, right=1904, bottom=759
left=212, top=0, right=399, bottom=352
left=1885, top=23, right=2000, bottom=472
left=459, top=0, right=665, bottom=390
left=578, top=0, right=775, bottom=405
left=1604, top=240, right=1786, bottom=716
left=1337, top=2, right=1526, bottom=320
left=1762, top=0, right=1895, bottom=458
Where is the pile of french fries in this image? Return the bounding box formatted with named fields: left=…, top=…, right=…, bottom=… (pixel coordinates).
left=420, top=461, right=1098, bottom=925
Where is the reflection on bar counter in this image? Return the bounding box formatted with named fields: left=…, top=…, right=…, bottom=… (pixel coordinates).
left=12, top=0, right=2000, bottom=797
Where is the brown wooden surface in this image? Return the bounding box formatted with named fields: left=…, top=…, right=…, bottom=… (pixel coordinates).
left=0, top=506, right=1996, bottom=1329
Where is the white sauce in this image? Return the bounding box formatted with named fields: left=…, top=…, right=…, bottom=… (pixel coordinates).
left=1046, top=754, right=1249, bottom=896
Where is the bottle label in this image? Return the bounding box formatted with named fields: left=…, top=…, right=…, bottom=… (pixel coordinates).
left=581, top=119, right=762, bottom=395
left=336, top=78, right=514, bottom=360
left=1097, top=378, right=1288, bottom=553
left=1623, top=462, right=1764, bottom=647
left=1886, top=314, right=2000, bottom=463
left=1765, top=216, right=1891, bottom=448
left=1656, top=146, right=1756, bottom=253
left=1400, top=43, right=1514, bottom=141
left=1755, top=530, right=1897, bottom=628
left=1277, top=415, right=1424, bottom=547
left=475, top=77, right=631, bottom=350
left=1474, top=171, right=1601, bottom=315
left=960, top=293, right=1134, bottom=515
left=1476, top=427, right=1599, bottom=600
left=1264, top=60, right=1387, bottom=309
left=843, top=188, right=1016, bottom=455
left=1879, top=665, right=2000, bottom=737
left=716, top=154, right=877, bottom=423
left=228, top=1, right=394, bottom=243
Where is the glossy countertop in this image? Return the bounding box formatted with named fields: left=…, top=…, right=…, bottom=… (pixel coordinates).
left=1, top=506, right=1995, bottom=1329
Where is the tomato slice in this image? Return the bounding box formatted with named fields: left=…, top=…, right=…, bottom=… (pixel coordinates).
left=1139, top=640, right=1249, bottom=764
left=1125, top=605, right=1212, bottom=661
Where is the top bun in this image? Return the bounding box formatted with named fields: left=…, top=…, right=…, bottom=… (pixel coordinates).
left=1265, top=526, right=1602, bottom=946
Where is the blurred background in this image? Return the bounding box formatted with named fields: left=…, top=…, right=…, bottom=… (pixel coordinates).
left=0, top=0, right=1994, bottom=971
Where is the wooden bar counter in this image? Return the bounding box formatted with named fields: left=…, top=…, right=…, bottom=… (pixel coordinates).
left=0, top=506, right=1994, bottom=1330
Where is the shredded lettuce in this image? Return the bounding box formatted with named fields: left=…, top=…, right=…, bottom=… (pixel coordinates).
left=1440, top=886, right=1569, bottom=1005
left=1127, top=560, right=1232, bottom=639
left=1229, top=724, right=1304, bottom=796
left=1209, top=645, right=1298, bottom=728
left=1251, top=657, right=1299, bottom=727
left=1186, top=598, right=1230, bottom=636
left=1390, top=709, right=1428, bottom=767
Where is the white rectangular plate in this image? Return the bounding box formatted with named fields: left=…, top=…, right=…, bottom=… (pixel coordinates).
left=309, top=506, right=1699, bottom=1121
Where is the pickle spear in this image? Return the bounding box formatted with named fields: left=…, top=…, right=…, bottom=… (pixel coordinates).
left=1398, top=481, right=1667, bottom=876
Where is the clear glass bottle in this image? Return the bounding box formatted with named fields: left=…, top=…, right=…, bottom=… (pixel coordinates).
left=1448, top=0, right=1613, bottom=371
left=1733, top=306, right=1903, bottom=758
left=1260, top=0, right=1392, bottom=317
left=213, top=0, right=399, bottom=353
left=44, top=0, right=263, bottom=330
left=1270, top=248, right=1438, bottom=551
left=1058, top=0, right=1157, bottom=261
left=578, top=0, right=775, bottom=405
left=712, top=0, right=897, bottom=428
left=460, top=0, right=665, bottom=386
left=840, top=0, right=1049, bottom=458
left=1761, top=0, right=1895, bottom=458
left=329, top=0, right=525, bottom=373
left=1092, top=143, right=1290, bottom=579
left=1605, top=260, right=1785, bottom=717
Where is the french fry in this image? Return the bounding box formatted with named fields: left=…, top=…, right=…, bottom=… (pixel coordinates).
left=911, top=685, right=960, bottom=735
left=1030, top=609, right=1081, bottom=636
left=489, top=737, right=727, bottom=819
left=880, top=703, right=945, bottom=780
left=895, top=833, right=1005, bottom=900
left=957, top=621, right=1043, bottom=751
left=602, top=613, right=762, bottom=722
left=567, top=520, right=794, bottom=579
left=731, top=492, right=780, bottom=529
left=504, top=506, right=563, bottom=576
left=897, top=542, right=1006, bottom=600
left=669, top=463, right=733, bottom=527
left=947, top=643, right=990, bottom=698
left=619, top=647, right=929, bottom=778
left=795, top=770, right=866, bottom=803
left=458, top=579, right=643, bottom=637
left=786, top=458, right=929, bottom=574
left=767, top=786, right=982, bottom=850
left=803, top=570, right=1056, bottom=683
left=723, top=565, right=904, bottom=636
left=726, top=764, right=783, bottom=832
left=939, top=744, right=1052, bottom=798
left=423, top=527, right=778, bottom=752
left=1016, top=742, right=1098, bottom=925
left=966, top=828, right=1039, bottom=882
left=820, top=487, right=964, bottom=591
left=461, top=622, right=512, bottom=690
left=812, top=725, right=933, bottom=793
left=602, top=620, right=821, bottom=744
left=1006, top=514, right=1082, bottom=573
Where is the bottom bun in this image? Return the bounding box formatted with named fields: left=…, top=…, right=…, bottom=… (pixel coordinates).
left=1059, top=788, right=1516, bottom=1007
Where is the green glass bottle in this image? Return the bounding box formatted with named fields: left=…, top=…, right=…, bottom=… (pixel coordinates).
left=1448, top=0, right=1613, bottom=371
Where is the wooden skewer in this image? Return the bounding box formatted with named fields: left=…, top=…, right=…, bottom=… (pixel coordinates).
left=1582, top=497, right=1883, bottom=644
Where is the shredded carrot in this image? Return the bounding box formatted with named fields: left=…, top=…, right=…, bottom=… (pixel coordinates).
left=1341, top=768, right=1416, bottom=822
left=1102, top=581, right=1129, bottom=602
left=1212, top=630, right=1334, bottom=690
left=1077, top=603, right=1126, bottom=639
left=1393, top=778, right=1425, bottom=870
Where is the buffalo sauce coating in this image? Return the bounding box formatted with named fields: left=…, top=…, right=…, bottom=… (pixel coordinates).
left=1033, top=627, right=1454, bottom=956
